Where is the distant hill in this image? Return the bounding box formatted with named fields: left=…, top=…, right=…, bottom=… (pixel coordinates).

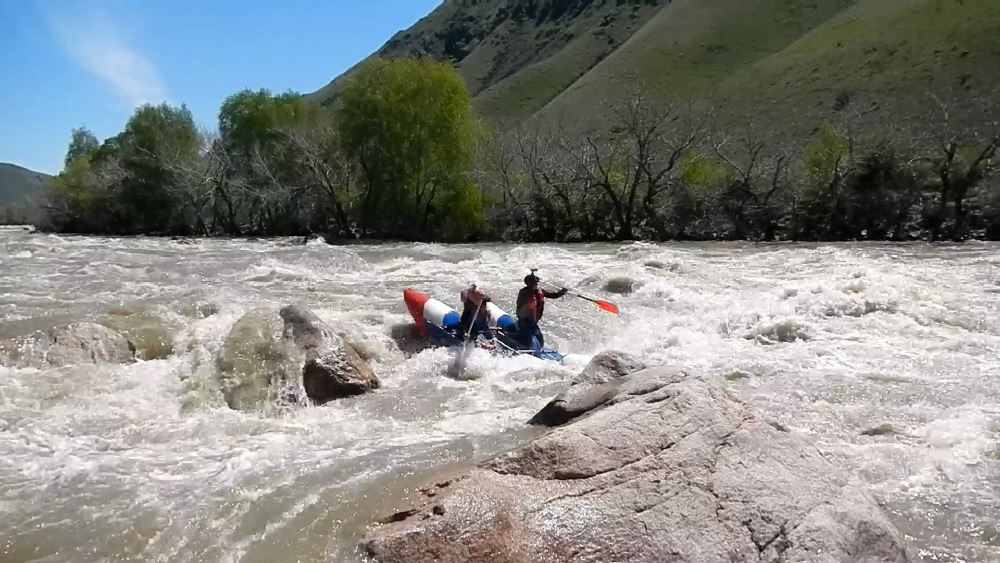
left=312, top=0, right=1000, bottom=134
left=0, top=162, right=51, bottom=205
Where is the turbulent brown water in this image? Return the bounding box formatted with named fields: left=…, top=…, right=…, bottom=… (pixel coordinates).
left=1, top=227, right=998, bottom=562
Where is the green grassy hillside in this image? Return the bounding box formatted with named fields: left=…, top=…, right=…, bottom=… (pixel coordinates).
left=711, top=0, right=1000, bottom=133
left=314, top=0, right=1000, bottom=134
left=535, top=0, right=855, bottom=119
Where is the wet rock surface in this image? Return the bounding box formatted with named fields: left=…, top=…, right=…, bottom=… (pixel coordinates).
left=574, top=350, right=646, bottom=384
left=364, top=366, right=910, bottom=563
left=281, top=305, right=379, bottom=404
left=528, top=350, right=645, bottom=426
left=603, top=276, right=638, bottom=294
left=216, top=306, right=379, bottom=411
left=217, top=308, right=295, bottom=411
left=45, top=322, right=136, bottom=367
left=1, top=322, right=136, bottom=368
left=99, top=310, right=178, bottom=361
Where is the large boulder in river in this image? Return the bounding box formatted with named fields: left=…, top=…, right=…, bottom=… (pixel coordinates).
left=45, top=322, right=136, bottom=367
left=217, top=306, right=379, bottom=411
left=363, top=367, right=910, bottom=563
left=280, top=305, right=379, bottom=404
left=217, top=309, right=299, bottom=411
left=528, top=350, right=645, bottom=426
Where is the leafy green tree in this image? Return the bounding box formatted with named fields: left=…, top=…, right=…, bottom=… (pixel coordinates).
left=111, top=103, right=201, bottom=233
left=217, top=89, right=336, bottom=235
left=796, top=123, right=853, bottom=239
left=65, top=127, right=100, bottom=166
left=219, top=89, right=320, bottom=154
left=337, top=57, right=482, bottom=239
left=43, top=128, right=109, bottom=231
left=43, top=155, right=110, bottom=231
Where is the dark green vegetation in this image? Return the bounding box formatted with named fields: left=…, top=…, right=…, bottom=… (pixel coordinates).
left=37, top=0, right=1000, bottom=241
left=0, top=163, right=50, bottom=224
left=42, top=59, right=481, bottom=239
left=338, top=59, right=482, bottom=238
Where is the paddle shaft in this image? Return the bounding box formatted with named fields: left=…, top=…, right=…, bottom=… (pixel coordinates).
left=463, top=298, right=484, bottom=341
left=541, top=281, right=619, bottom=314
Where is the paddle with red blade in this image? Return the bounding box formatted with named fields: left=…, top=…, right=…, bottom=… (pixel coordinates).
left=543, top=281, right=620, bottom=315
left=571, top=291, right=620, bottom=315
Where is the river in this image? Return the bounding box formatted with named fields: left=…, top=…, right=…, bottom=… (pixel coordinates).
left=0, top=227, right=997, bottom=562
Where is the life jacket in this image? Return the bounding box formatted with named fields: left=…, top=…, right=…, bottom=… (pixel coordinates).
left=517, top=286, right=545, bottom=321
left=461, top=289, right=489, bottom=323
left=461, top=288, right=486, bottom=308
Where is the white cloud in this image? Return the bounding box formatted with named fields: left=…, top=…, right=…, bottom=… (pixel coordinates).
left=45, top=6, right=167, bottom=107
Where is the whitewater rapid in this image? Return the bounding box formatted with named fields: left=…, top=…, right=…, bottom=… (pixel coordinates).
left=0, top=228, right=997, bottom=562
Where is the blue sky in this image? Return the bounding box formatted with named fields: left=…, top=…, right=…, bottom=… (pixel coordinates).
left=0, top=0, right=441, bottom=174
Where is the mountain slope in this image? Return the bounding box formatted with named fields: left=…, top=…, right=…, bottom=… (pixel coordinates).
left=0, top=163, right=51, bottom=205
left=313, top=0, right=1000, bottom=134
left=311, top=0, right=669, bottom=116
left=709, top=0, right=1000, bottom=133
left=535, top=0, right=856, bottom=119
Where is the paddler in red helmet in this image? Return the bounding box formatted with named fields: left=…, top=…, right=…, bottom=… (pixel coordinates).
left=516, top=270, right=567, bottom=348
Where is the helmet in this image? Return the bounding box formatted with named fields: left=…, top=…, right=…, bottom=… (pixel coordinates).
left=524, top=273, right=539, bottom=285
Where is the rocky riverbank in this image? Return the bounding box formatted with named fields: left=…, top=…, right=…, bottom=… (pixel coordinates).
left=363, top=357, right=911, bottom=563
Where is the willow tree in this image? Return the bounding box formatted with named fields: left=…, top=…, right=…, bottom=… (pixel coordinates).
left=64, top=127, right=100, bottom=167
left=113, top=103, right=201, bottom=233
left=219, top=89, right=320, bottom=154
left=337, top=57, right=482, bottom=239
left=217, top=89, right=334, bottom=234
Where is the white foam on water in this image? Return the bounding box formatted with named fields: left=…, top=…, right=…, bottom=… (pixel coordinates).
left=0, top=233, right=998, bottom=561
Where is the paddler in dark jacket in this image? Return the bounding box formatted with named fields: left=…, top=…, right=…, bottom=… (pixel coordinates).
left=516, top=272, right=567, bottom=348
left=459, top=283, right=491, bottom=341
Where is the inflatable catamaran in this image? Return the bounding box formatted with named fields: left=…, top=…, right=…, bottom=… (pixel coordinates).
left=403, top=288, right=565, bottom=362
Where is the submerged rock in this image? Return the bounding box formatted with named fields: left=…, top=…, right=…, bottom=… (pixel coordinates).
left=364, top=367, right=910, bottom=563
left=99, top=310, right=178, bottom=361
left=179, top=302, right=220, bottom=319
left=745, top=317, right=811, bottom=344
left=644, top=259, right=682, bottom=272
left=0, top=317, right=131, bottom=368
left=529, top=350, right=646, bottom=427
left=604, top=276, right=638, bottom=294
left=861, top=423, right=897, bottom=437
left=389, top=323, right=431, bottom=356
left=45, top=322, right=135, bottom=367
